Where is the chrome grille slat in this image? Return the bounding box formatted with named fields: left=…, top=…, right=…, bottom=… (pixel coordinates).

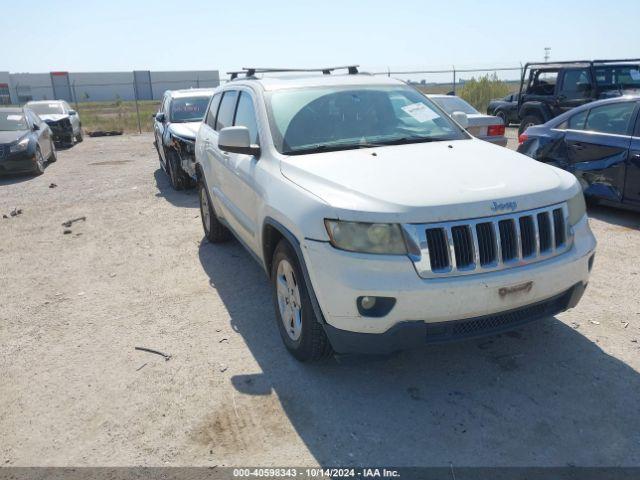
left=403, top=202, right=573, bottom=279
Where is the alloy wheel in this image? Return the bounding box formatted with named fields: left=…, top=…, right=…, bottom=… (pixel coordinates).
left=276, top=259, right=302, bottom=341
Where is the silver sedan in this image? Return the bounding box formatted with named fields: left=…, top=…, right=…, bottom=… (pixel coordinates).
left=428, top=94, right=507, bottom=147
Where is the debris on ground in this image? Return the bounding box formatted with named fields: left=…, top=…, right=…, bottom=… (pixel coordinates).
left=219, top=364, right=228, bottom=373
left=63, top=229, right=72, bottom=235
left=590, top=320, right=601, bottom=325
left=87, top=130, right=123, bottom=137
left=2, top=215, right=7, bottom=219
left=622, top=322, right=629, bottom=328
left=61, top=216, right=86, bottom=228
left=136, top=363, right=148, bottom=372
left=49, top=183, right=57, bottom=189
left=219, top=337, right=229, bottom=343
left=10, top=208, right=22, bottom=217
left=135, top=346, right=171, bottom=361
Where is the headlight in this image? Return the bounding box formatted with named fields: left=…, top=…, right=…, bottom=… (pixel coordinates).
left=324, top=220, right=407, bottom=255
left=567, top=190, right=586, bottom=226
left=10, top=138, right=29, bottom=153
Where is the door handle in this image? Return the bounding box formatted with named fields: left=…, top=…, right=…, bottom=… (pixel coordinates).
left=571, top=143, right=585, bottom=151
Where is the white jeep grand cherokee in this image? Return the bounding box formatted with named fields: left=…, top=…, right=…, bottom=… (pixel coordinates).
left=195, top=68, right=596, bottom=362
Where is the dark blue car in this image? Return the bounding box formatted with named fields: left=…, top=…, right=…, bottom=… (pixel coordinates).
left=517, top=96, right=640, bottom=211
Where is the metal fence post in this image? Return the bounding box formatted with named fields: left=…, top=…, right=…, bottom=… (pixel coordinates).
left=133, top=81, right=142, bottom=134
left=72, top=81, right=79, bottom=111
left=452, top=66, right=456, bottom=94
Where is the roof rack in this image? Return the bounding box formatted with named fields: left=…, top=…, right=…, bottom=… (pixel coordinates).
left=227, top=65, right=359, bottom=80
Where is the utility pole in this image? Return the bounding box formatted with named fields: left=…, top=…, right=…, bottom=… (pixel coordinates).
left=544, top=47, right=551, bottom=63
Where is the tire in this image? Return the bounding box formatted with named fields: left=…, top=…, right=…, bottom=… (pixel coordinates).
left=76, top=128, right=83, bottom=143
left=198, top=180, right=231, bottom=243
left=496, top=110, right=508, bottom=127
left=33, top=147, right=45, bottom=176
left=167, top=150, right=186, bottom=190
left=271, top=240, right=332, bottom=362
left=48, top=140, right=57, bottom=163
left=518, top=114, right=543, bottom=135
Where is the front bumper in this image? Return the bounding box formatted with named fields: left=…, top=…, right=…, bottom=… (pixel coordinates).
left=0, top=151, right=37, bottom=174
left=302, top=216, right=596, bottom=353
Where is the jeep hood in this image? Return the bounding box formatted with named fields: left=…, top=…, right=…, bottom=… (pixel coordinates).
left=168, top=122, right=200, bottom=140
left=280, top=139, right=579, bottom=223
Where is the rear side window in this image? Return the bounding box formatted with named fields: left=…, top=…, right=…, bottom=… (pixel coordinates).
left=215, top=91, right=238, bottom=131
left=561, top=69, right=591, bottom=94
left=205, top=93, right=222, bottom=129
left=584, top=102, right=636, bottom=135
left=233, top=91, right=259, bottom=144
left=567, top=110, right=588, bottom=130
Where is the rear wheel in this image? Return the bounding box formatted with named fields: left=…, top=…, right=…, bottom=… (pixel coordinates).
left=33, top=147, right=45, bottom=175
left=76, top=128, right=83, bottom=143
left=518, top=114, right=543, bottom=135
left=271, top=240, right=332, bottom=362
left=199, top=180, right=231, bottom=243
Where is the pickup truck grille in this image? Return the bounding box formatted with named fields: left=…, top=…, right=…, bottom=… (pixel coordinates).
left=403, top=203, right=572, bottom=279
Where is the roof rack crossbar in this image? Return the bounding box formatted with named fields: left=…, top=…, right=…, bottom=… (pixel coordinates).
left=227, top=65, right=359, bottom=80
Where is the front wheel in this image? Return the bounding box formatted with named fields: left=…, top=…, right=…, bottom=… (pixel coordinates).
left=518, top=114, right=543, bottom=135
left=33, top=147, right=45, bottom=175
left=271, top=240, right=332, bottom=362
left=199, top=181, right=231, bottom=243
left=48, top=140, right=57, bottom=163
left=76, top=128, right=83, bottom=143
left=496, top=110, right=508, bottom=127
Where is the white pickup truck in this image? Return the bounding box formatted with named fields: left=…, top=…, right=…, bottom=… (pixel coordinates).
left=195, top=67, right=596, bottom=362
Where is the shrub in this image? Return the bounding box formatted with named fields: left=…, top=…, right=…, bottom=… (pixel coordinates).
left=458, top=73, right=510, bottom=113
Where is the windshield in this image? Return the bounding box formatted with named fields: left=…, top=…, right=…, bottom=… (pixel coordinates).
left=170, top=96, right=211, bottom=123
left=595, top=66, right=640, bottom=90
left=28, top=103, right=64, bottom=115
left=430, top=96, right=479, bottom=115
left=0, top=112, right=28, bottom=131
left=266, top=85, right=467, bottom=155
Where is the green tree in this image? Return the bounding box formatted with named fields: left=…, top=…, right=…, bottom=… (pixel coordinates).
left=458, top=73, right=509, bottom=113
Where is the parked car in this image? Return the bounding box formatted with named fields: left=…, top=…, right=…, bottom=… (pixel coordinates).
left=517, top=59, right=640, bottom=134
left=26, top=100, right=82, bottom=145
left=518, top=96, right=640, bottom=211
left=153, top=88, right=215, bottom=190
left=428, top=94, right=507, bottom=146
left=194, top=66, right=596, bottom=362
left=487, top=93, right=519, bottom=126
left=0, top=107, right=56, bottom=176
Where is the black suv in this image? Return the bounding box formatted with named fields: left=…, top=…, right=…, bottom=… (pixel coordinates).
left=517, top=59, right=640, bottom=134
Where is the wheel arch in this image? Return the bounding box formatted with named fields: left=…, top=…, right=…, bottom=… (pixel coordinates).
left=262, top=217, right=326, bottom=325
left=519, top=101, right=553, bottom=122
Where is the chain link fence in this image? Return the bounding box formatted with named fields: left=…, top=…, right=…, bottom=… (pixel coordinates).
left=10, top=77, right=219, bottom=134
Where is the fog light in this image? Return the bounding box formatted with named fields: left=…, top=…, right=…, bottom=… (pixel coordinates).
left=356, top=296, right=397, bottom=317
left=360, top=296, right=376, bottom=310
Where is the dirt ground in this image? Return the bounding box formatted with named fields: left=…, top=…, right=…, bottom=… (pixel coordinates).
left=1, top=130, right=639, bottom=467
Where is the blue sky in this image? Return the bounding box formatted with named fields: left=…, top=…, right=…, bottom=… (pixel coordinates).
left=3, top=0, right=639, bottom=80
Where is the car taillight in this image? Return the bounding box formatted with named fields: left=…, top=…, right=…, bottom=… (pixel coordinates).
left=518, top=133, right=528, bottom=144
left=487, top=124, right=505, bottom=136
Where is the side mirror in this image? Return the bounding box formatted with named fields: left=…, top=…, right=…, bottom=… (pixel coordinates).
left=32, top=123, right=40, bottom=131
left=68, top=109, right=77, bottom=116
left=218, top=126, right=260, bottom=157
left=155, top=112, right=165, bottom=123
left=451, top=111, right=469, bottom=129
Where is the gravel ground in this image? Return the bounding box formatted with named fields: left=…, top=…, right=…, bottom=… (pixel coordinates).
left=1, top=132, right=639, bottom=467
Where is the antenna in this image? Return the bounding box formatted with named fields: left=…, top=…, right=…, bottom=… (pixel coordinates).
left=544, top=47, right=551, bottom=63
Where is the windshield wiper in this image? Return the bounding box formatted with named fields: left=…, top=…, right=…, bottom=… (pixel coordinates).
left=284, top=143, right=370, bottom=155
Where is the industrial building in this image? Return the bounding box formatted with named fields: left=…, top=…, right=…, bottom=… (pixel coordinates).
left=0, top=70, right=220, bottom=105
